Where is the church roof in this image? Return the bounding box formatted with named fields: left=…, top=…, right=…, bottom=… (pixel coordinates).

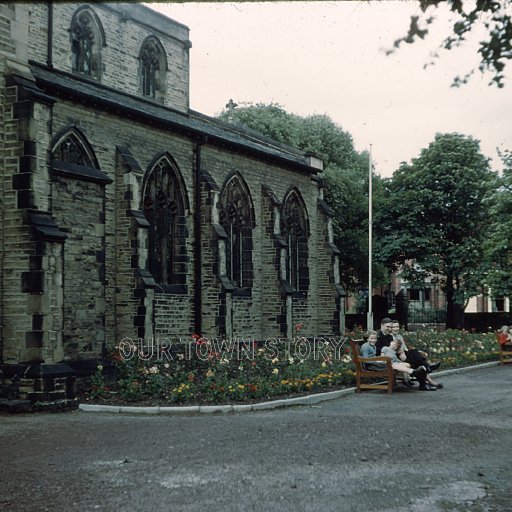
left=29, top=63, right=320, bottom=174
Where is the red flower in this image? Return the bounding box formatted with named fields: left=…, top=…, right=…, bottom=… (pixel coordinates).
left=295, top=323, right=304, bottom=332
left=208, top=350, right=220, bottom=360
left=191, top=333, right=201, bottom=340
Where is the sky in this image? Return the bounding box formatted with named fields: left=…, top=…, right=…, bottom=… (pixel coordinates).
left=148, top=1, right=511, bottom=177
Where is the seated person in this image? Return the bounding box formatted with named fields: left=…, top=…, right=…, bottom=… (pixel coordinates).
left=390, top=321, right=441, bottom=375
left=383, top=338, right=438, bottom=391
left=361, top=331, right=428, bottom=387
left=375, top=318, right=394, bottom=356
left=497, top=325, right=512, bottom=348
left=361, top=330, right=385, bottom=370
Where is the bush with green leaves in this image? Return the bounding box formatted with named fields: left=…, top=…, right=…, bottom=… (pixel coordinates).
left=82, top=329, right=500, bottom=405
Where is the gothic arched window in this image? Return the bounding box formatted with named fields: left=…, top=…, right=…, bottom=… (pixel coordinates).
left=52, top=132, right=95, bottom=167
left=143, top=157, right=187, bottom=286
left=70, top=7, right=104, bottom=80
left=139, top=36, right=167, bottom=102
left=281, top=190, right=309, bottom=293
left=219, top=174, right=254, bottom=289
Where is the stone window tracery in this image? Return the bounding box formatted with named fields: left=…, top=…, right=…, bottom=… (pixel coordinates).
left=139, top=36, right=167, bottom=102
left=219, top=175, right=254, bottom=288
left=143, top=158, right=187, bottom=286
left=52, top=132, right=96, bottom=168
left=70, top=8, right=104, bottom=81
left=281, top=190, right=309, bottom=293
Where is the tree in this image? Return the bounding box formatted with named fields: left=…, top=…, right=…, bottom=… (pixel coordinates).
left=376, top=133, right=496, bottom=328
left=391, top=0, right=512, bottom=87
left=219, top=103, right=302, bottom=148
left=217, top=103, right=384, bottom=291
left=482, top=150, right=512, bottom=300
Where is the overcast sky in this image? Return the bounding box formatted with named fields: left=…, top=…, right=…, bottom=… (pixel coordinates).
left=148, top=1, right=511, bottom=177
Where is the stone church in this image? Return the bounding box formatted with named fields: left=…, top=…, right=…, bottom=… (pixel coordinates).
left=0, top=3, right=344, bottom=399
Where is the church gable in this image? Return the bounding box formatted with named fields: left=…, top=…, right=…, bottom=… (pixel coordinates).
left=42, top=3, right=191, bottom=112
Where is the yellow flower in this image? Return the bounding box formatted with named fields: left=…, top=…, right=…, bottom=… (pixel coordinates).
left=272, top=368, right=279, bottom=375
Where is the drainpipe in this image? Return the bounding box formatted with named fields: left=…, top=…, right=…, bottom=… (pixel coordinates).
left=193, top=136, right=207, bottom=335
left=47, top=2, right=53, bottom=68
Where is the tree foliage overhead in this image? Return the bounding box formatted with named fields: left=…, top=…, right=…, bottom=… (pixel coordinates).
left=217, top=103, right=380, bottom=291
left=482, top=150, right=512, bottom=298
left=391, top=0, right=512, bottom=87
left=375, top=133, right=496, bottom=328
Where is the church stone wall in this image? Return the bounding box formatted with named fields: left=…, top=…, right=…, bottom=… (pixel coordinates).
left=48, top=98, right=197, bottom=351
left=1, top=79, right=33, bottom=364
left=0, top=3, right=341, bottom=381
left=200, top=146, right=326, bottom=340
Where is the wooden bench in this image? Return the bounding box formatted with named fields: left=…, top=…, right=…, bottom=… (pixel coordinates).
left=499, top=342, right=512, bottom=365
left=349, top=338, right=396, bottom=394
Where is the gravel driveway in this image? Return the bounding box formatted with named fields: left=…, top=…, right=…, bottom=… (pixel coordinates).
left=1, top=365, right=511, bottom=512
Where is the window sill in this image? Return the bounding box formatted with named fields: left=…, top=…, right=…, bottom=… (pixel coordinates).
left=154, top=284, right=188, bottom=295
left=232, top=287, right=252, bottom=298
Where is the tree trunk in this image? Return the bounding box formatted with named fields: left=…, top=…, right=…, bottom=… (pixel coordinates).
left=445, top=276, right=456, bottom=329
left=445, top=275, right=464, bottom=329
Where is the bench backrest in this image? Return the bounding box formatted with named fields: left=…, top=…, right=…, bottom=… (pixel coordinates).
left=349, top=338, right=363, bottom=364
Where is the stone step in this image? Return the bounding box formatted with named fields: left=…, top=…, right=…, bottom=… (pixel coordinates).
left=0, top=397, right=78, bottom=414
left=32, top=398, right=78, bottom=413
left=27, top=390, right=66, bottom=402
left=0, top=399, right=33, bottom=413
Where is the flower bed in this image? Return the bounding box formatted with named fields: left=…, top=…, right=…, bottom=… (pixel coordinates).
left=82, top=329, right=500, bottom=406
left=405, top=329, right=499, bottom=367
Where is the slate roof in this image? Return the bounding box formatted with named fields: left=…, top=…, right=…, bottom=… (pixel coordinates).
left=29, top=62, right=320, bottom=174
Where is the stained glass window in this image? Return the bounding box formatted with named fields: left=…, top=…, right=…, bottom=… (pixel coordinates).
left=281, top=190, right=309, bottom=293
left=140, top=37, right=166, bottom=101
left=143, top=158, right=187, bottom=285
left=219, top=175, right=254, bottom=288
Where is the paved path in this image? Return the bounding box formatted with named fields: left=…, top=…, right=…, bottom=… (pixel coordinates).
left=1, top=365, right=511, bottom=512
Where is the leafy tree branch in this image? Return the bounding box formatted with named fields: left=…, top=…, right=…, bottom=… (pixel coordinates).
left=390, top=0, right=512, bottom=87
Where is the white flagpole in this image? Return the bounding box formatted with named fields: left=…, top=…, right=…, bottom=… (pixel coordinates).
left=367, top=144, right=373, bottom=331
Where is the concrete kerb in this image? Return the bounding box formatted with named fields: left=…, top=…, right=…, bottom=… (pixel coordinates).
left=428, top=360, right=499, bottom=377
left=78, top=360, right=501, bottom=416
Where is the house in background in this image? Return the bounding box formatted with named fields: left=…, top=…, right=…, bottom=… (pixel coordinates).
left=466, top=293, right=510, bottom=314
left=351, top=271, right=510, bottom=332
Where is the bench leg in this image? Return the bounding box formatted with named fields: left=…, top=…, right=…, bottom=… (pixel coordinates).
left=355, top=374, right=361, bottom=393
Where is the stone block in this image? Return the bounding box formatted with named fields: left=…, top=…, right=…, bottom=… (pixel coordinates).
left=0, top=399, right=33, bottom=413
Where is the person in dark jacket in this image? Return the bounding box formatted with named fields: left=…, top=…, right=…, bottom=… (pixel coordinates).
left=375, top=317, right=394, bottom=356
left=391, top=321, right=442, bottom=389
